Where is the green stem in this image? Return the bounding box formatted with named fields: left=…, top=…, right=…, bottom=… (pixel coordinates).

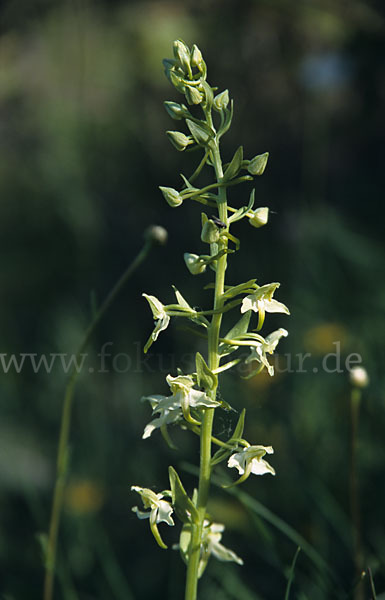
left=43, top=238, right=154, bottom=600
left=184, top=112, right=228, bottom=600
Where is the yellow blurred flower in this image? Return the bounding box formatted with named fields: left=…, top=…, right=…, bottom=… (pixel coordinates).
left=65, top=480, right=104, bottom=515
left=303, top=323, right=347, bottom=354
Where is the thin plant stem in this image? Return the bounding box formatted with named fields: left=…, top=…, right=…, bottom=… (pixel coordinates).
left=350, top=387, right=364, bottom=600
left=43, top=237, right=155, bottom=600
left=184, top=110, right=229, bottom=600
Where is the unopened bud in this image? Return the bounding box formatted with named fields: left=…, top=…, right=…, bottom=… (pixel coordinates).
left=173, top=39, right=191, bottom=75
left=248, top=207, right=269, bottom=228
left=201, top=220, right=220, bottom=244
left=166, top=130, right=192, bottom=151
left=248, top=152, right=269, bottom=176
left=159, top=186, right=183, bottom=208
left=164, top=101, right=189, bottom=120
left=184, top=253, right=207, bottom=275
left=145, top=225, right=168, bottom=245
left=169, top=69, right=186, bottom=93
left=247, top=152, right=269, bottom=175
left=185, top=85, right=203, bottom=105
left=213, top=90, right=229, bottom=112
left=190, top=44, right=203, bottom=68
left=349, top=366, right=369, bottom=388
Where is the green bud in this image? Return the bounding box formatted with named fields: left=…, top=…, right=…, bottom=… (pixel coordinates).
left=201, top=220, right=220, bottom=244
left=169, top=69, right=186, bottom=93
left=185, top=85, right=203, bottom=105
left=173, top=39, right=191, bottom=75
left=213, top=90, right=229, bottom=112
left=163, top=58, right=177, bottom=81
left=164, top=101, right=189, bottom=120
left=248, top=152, right=269, bottom=176
left=248, top=207, right=269, bottom=228
left=159, top=186, right=183, bottom=207
left=166, top=130, right=192, bottom=152
left=184, top=253, right=207, bottom=275
left=190, top=44, right=203, bottom=68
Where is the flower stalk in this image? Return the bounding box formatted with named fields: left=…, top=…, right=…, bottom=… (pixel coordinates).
left=133, top=39, right=290, bottom=600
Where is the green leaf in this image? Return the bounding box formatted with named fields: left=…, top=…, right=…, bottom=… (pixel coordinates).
left=285, top=547, right=301, bottom=600
left=219, top=312, right=252, bottom=357
left=224, top=146, right=243, bottom=181
left=168, top=466, right=199, bottom=524
left=211, top=409, right=246, bottom=467
left=172, top=285, right=192, bottom=310
left=222, top=279, right=257, bottom=300
left=195, top=352, right=218, bottom=392
left=232, top=408, right=246, bottom=441
left=228, top=189, right=255, bottom=224
left=218, top=100, right=233, bottom=138
left=225, top=312, right=252, bottom=340
left=180, top=173, right=197, bottom=191
left=186, top=119, right=212, bottom=145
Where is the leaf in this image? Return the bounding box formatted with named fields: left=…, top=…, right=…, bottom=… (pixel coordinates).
left=232, top=408, right=246, bottom=441
left=228, top=189, right=255, bottom=224
left=180, top=173, right=198, bottom=191
left=195, top=352, right=218, bottom=392
left=211, top=409, right=246, bottom=467
left=168, top=466, right=199, bottom=524
left=219, top=312, right=252, bottom=356
left=222, top=279, right=257, bottom=300
left=285, top=547, right=301, bottom=600
left=172, top=285, right=192, bottom=310
left=224, top=146, right=243, bottom=181
left=218, top=101, right=234, bottom=138
left=186, top=119, right=212, bottom=145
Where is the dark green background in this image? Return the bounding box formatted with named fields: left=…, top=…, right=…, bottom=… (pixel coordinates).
left=0, top=1, right=384, bottom=598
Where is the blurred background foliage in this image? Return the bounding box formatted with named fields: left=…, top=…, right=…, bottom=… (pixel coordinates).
left=0, top=0, right=384, bottom=598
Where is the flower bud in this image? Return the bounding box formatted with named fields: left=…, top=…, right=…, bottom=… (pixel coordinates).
left=166, top=131, right=192, bottom=152
left=185, top=85, right=203, bottom=105
left=169, top=69, right=186, bottom=93
left=248, top=152, right=269, bottom=176
left=349, top=366, right=369, bottom=388
left=164, top=101, right=189, bottom=120
left=144, top=225, right=168, bottom=245
left=173, top=39, right=191, bottom=75
left=201, top=220, right=220, bottom=244
left=190, top=44, right=203, bottom=68
left=248, top=207, right=269, bottom=229
left=213, top=90, right=229, bottom=112
left=184, top=253, right=207, bottom=275
left=159, top=186, right=183, bottom=207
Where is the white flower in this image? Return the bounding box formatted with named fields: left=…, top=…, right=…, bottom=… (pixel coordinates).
left=245, top=327, right=288, bottom=376
left=201, top=521, right=243, bottom=570
left=228, top=445, right=275, bottom=485
left=241, top=282, right=289, bottom=329
left=143, top=294, right=170, bottom=353
left=131, top=485, right=174, bottom=549
left=142, top=374, right=220, bottom=439
left=349, top=366, right=369, bottom=388
left=175, top=520, right=243, bottom=577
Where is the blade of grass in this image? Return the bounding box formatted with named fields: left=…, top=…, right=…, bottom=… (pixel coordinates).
left=285, top=547, right=301, bottom=600
left=367, top=567, right=377, bottom=600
